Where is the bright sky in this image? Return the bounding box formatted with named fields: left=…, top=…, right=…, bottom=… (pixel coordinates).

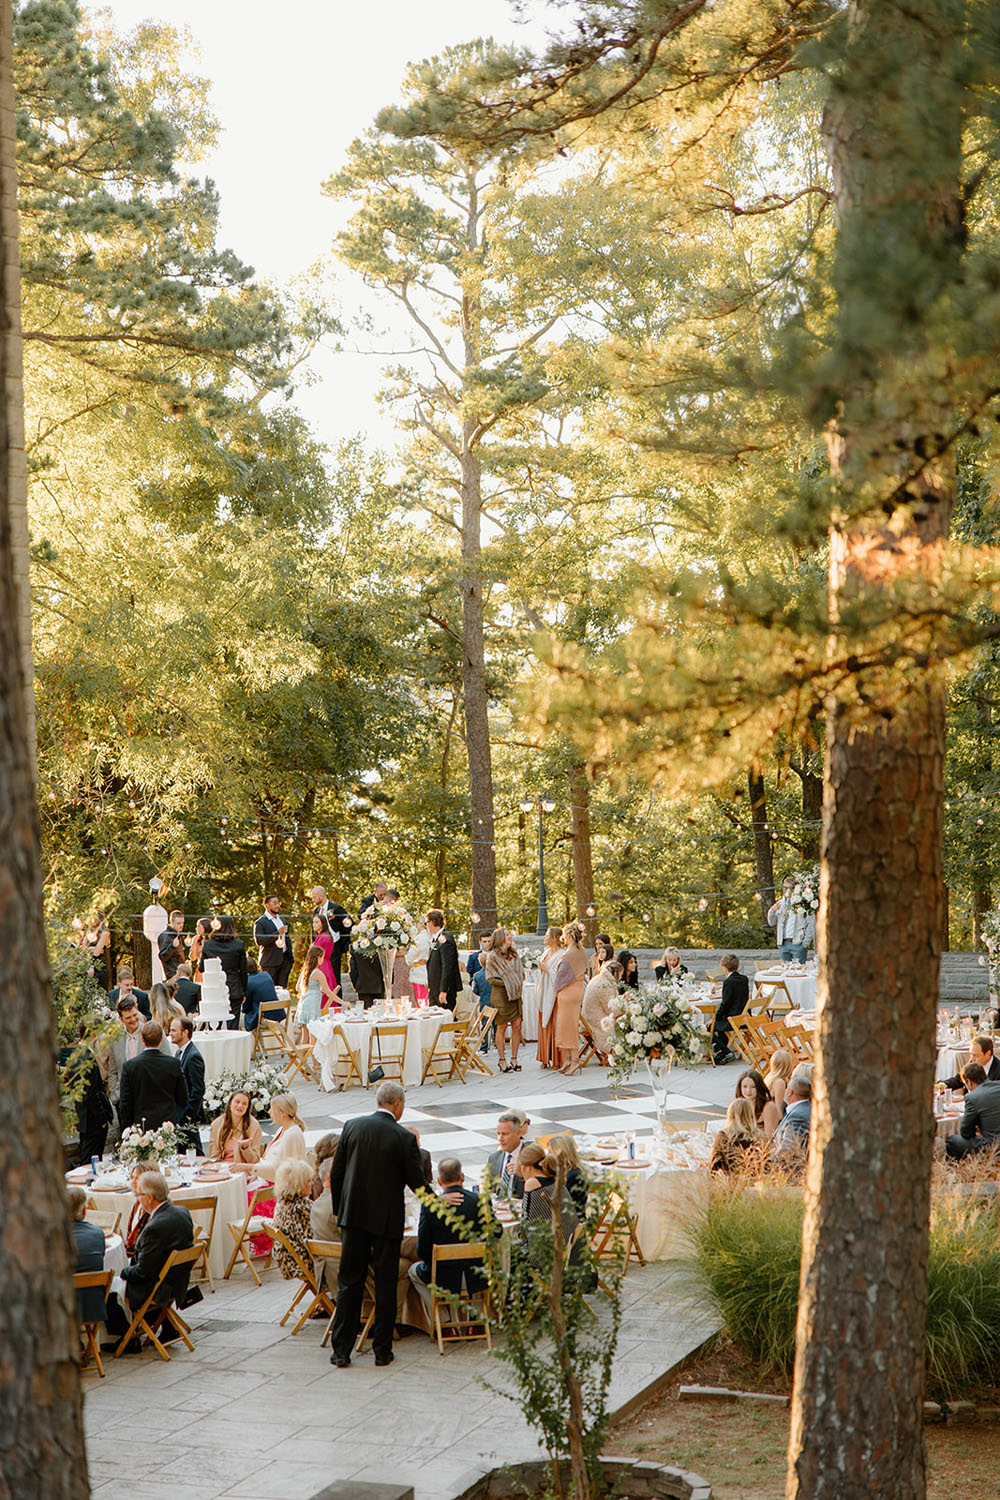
left=98, top=0, right=547, bottom=451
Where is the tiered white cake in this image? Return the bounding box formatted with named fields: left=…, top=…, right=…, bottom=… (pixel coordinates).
left=199, top=956, right=230, bottom=1029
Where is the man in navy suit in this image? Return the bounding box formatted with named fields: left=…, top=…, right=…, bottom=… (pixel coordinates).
left=328, top=1081, right=426, bottom=1369
left=118, top=1021, right=188, bottom=1133
left=169, top=1015, right=205, bottom=1154
left=408, top=1157, right=494, bottom=1316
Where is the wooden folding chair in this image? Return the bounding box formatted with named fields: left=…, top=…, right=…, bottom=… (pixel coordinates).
left=85, top=1208, right=122, bottom=1235
left=428, top=1243, right=492, bottom=1354
left=703, top=966, right=725, bottom=982
left=578, top=1016, right=605, bottom=1068
left=181, top=1194, right=218, bottom=1294
left=266, top=1226, right=337, bottom=1334
left=457, top=1007, right=496, bottom=1076
left=590, top=1190, right=645, bottom=1286
left=330, top=1024, right=366, bottom=1090
left=253, top=999, right=292, bottom=1060
left=785, top=1024, right=816, bottom=1061
left=420, top=1020, right=468, bottom=1086
left=728, top=1013, right=764, bottom=1070
left=754, top=975, right=793, bottom=1018
left=368, top=1023, right=408, bottom=1083
left=75, top=1270, right=114, bottom=1376
left=114, top=1243, right=202, bottom=1361
left=223, top=1184, right=275, bottom=1284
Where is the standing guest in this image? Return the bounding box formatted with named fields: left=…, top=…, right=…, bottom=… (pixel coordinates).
left=119, top=1172, right=194, bottom=1346
left=157, top=910, right=186, bottom=981
left=654, top=947, right=688, bottom=982
left=485, top=927, right=525, bottom=1074
left=735, top=1069, right=781, bottom=1139
left=359, top=880, right=389, bottom=917
left=383, top=890, right=413, bottom=1001
left=254, top=895, right=294, bottom=990
left=349, top=947, right=384, bottom=1009
left=171, top=962, right=201, bottom=1013
left=81, top=916, right=111, bottom=988
left=770, top=1071, right=812, bottom=1162
left=187, top=917, right=211, bottom=978
left=407, top=1157, right=492, bottom=1318
left=945, top=1062, right=1000, bottom=1158
left=469, top=934, right=494, bottom=1053
left=169, top=1015, right=205, bottom=1154
left=941, top=1035, right=1000, bottom=1094
left=108, top=966, right=151, bottom=1019
left=295, top=944, right=339, bottom=1043
left=68, top=1186, right=108, bottom=1326
left=308, top=913, right=339, bottom=999
left=535, top=927, right=563, bottom=1069
left=118, top=1021, right=188, bottom=1132
left=105, top=997, right=170, bottom=1142
left=588, top=934, right=614, bottom=981
left=242, top=955, right=283, bottom=1032
left=200, top=915, right=248, bottom=1030
left=208, top=1090, right=263, bottom=1170
left=425, top=909, right=461, bottom=1012
left=310, top=885, right=353, bottom=988
left=406, top=919, right=432, bottom=1005
left=710, top=1099, right=764, bottom=1175
left=60, top=1025, right=113, bottom=1165
left=767, top=876, right=814, bottom=962
left=553, top=921, right=589, bottom=1075
left=582, top=959, right=621, bottom=1062
left=764, top=1049, right=797, bottom=1115
left=272, top=1160, right=314, bottom=1278
left=328, top=1080, right=426, bottom=1369
left=711, top=954, right=750, bottom=1065
left=149, top=982, right=184, bottom=1036
left=485, top=1109, right=532, bottom=1199
left=618, top=951, right=640, bottom=989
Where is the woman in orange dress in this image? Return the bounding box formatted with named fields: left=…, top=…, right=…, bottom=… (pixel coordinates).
left=535, top=926, right=563, bottom=1068
left=553, top=922, right=589, bottom=1075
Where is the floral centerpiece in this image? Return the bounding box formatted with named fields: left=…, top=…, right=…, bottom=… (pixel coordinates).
left=608, top=979, right=703, bottom=1116
left=203, top=1062, right=287, bottom=1121
left=787, top=865, right=820, bottom=922
left=118, top=1121, right=178, bottom=1169
left=519, top=946, right=544, bottom=972
left=352, top=901, right=421, bottom=999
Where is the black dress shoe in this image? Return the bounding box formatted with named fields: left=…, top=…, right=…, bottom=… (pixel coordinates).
left=374, top=1352, right=394, bottom=1366
left=103, top=1338, right=143, bottom=1355
left=330, top=1352, right=351, bottom=1368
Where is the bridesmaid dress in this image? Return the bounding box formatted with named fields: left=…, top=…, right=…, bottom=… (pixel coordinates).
left=536, top=949, right=559, bottom=1067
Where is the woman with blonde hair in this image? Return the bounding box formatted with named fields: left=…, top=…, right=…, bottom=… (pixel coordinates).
left=545, top=1133, right=588, bottom=1214
left=485, top=926, right=525, bottom=1074
left=208, top=1089, right=263, bottom=1170
left=553, top=921, right=589, bottom=1075
left=149, top=982, right=184, bottom=1037
left=535, top=926, right=563, bottom=1069
left=256, top=1093, right=307, bottom=1182
left=764, top=1049, right=797, bottom=1116
left=709, top=1097, right=764, bottom=1175
left=272, top=1159, right=314, bottom=1278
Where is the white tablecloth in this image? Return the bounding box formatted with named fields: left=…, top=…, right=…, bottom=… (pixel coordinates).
left=754, top=968, right=818, bottom=1012
left=308, top=1012, right=445, bottom=1090
left=619, top=1164, right=711, bottom=1260
left=89, top=1171, right=249, bottom=1280
left=521, top=979, right=539, bottom=1042
left=192, top=1028, right=254, bottom=1083
left=936, top=1043, right=971, bottom=1083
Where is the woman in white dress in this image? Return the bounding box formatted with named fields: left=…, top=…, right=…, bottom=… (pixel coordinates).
left=256, top=1093, right=307, bottom=1183
left=406, top=924, right=431, bottom=1004
left=535, top=926, right=563, bottom=1068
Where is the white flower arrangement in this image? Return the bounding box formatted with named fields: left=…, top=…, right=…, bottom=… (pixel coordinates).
left=352, top=902, right=421, bottom=960
left=788, top=865, right=820, bottom=919
left=608, top=979, right=702, bottom=1090
left=118, top=1121, right=178, bottom=1168
left=202, top=1062, right=286, bottom=1120
left=519, top=946, right=544, bottom=971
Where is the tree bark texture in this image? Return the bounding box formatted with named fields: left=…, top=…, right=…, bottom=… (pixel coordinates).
left=460, top=423, right=497, bottom=925
left=788, top=4, right=963, bottom=1498
left=568, top=762, right=597, bottom=943
left=0, top=3, right=90, bottom=1490
left=747, top=768, right=775, bottom=924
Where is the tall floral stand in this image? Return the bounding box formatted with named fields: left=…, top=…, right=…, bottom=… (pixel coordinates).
left=645, top=1053, right=675, bottom=1146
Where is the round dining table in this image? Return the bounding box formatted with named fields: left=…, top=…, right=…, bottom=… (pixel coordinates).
left=753, top=966, right=819, bottom=1013
left=192, top=1027, right=254, bottom=1083
left=308, top=1010, right=447, bottom=1090
left=520, top=979, right=539, bottom=1042
left=88, top=1168, right=249, bottom=1279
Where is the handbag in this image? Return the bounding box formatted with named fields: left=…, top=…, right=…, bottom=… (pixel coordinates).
left=367, top=1024, right=385, bottom=1085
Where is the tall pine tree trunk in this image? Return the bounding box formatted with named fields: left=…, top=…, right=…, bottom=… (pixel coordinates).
left=788, top=4, right=962, bottom=1496
left=747, top=767, right=774, bottom=924
left=568, top=761, right=597, bottom=942
left=0, top=2, right=90, bottom=1488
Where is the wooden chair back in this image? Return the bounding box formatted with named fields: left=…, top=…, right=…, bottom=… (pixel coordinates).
left=369, top=1023, right=408, bottom=1083
left=180, top=1194, right=218, bottom=1293
left=75, top=1270, right=114, bottom=1377
left=86, top=1209, right=122, bottom=1235
left=420, top=1020, right=468, bottom=1086
left=458, top=1007, right=496, bottom=1076
left=429, top=1242, right=492, bottom=1354
left=114, top=1243, right=202, bottom=1362
left=223, top=1183, right=275, bottom=1284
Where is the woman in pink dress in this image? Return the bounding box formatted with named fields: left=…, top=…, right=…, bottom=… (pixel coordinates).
left=310, top=914, right=338, bottom=1006
left=553, top=921, right=589, bottom=1075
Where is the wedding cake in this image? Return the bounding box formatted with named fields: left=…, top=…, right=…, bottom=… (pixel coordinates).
left=199, top=956, right=230, bottom=1029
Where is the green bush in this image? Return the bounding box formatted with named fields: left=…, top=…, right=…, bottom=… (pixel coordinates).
left=687, top=1185, right=1000, bottom=1396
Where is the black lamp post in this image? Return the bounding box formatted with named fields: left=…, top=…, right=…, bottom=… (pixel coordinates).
left=520, top=794, right=556, bottom=936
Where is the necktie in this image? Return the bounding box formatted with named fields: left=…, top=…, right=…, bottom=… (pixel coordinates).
left=502, top=1153, right=512, bottom=1188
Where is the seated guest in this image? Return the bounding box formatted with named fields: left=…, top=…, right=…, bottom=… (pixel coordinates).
left=710, top=1099, right=764, bottom=1174
left=582, top=959, right=621, bottom=1060
left=309, top=1134, right=341, bottom=1293
left=108, top=966, right=150, bottom=1019
left=405, top=1124, right=434, bottom=1188
left=171, top=962, right=202, bottom=1014
left=123, top=1165, right=151, bottom=1255
left=208, top=1090, right=263, bottom=1170
left=517, top=1145, right=582, bottom=1255
left=118, top=1171, right=194, bottom=1349
left=654, top=947, right=688, bottom=983
left=764, top=1049, right=797, bottom=1116
left=735, top=1070, right=781, bottom=1139
left=486, top=1109, right=532, bottom=1199
left=310, top=1132, right=340, bottom=1201
left=617, top=951, right=640, bottom=990
left=945, top=1062, right=1000, bottom=1159
left=587, top=934, right=614, bottom=981
left=242, top=955, right=283, bottom=1032
left=272, top=1160, right=314, bottom=1278
left=711, top=954, right=750, bottom=1065
left=941, top=1035, right=1000, bottom=1095
left=68, top=1185, right=108, bottom=1326
left=255, top=1093, right=307, bottom=1183
left=545, top=1133, right=589, bottom=1215
left=770, top=1071, right=812, bottom=1164
left=408, top=1156, right=492, bottom=1317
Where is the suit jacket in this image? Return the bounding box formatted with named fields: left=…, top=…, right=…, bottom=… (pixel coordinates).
left=715, top=972, right=750, bottom=1024
left=72, top=1219, right=108, bottom=1323
left=157, top=928, right=185, bottom=979
left=108, top=986, right=150, bottom=1019
left=959, top=1079, right=1000, bottom=1141
left=200, top=936, right=248, bottom=1002
left=243, top=969, right=283, bottom=1029
left=330, top=1108, right=425, bottom=1239
left=318, top=900, right=353, bottom=956
left=349, top=951, right=384, bottom=1001
left=106, top=1026, right=170, bottom=1105
left=943, top=1054, right=1000, bottom=1093
left=413, top=1186, right=493, bottom=1293
left=427, top=929, right=461, bottom=999
left=486, top=1142, right=534, bottom=1201
left=118, top=1047, right=188, bottom=1132
left=121, top=1201, right=194, bottom=1308
left=177, top=1042, right=205, bottom=1126
left=771, top=1099, right=811, bottom=1157
left=254, top=914, right=290, bottom=976
left=173, top=977, right=202, bottom=1012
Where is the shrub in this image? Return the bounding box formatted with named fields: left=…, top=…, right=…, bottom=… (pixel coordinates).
left=925, top=1194, right=1000, bottom=1396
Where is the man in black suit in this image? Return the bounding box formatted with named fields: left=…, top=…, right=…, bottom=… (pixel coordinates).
left=107, top=967, right=150, bottom=1019
left=407, top=1157, right=495, bottom=1315
left=425, top=909, right=461, bottom=1012
left=485, top=1109, right=533, bottom=1200
left=946, top=1063, right=1000, bottom=1158
left=711, top=953, right=750, bottom=1064
left=254, top=894, right=294, bottom=989
left=157, top=910, right=186, bottom=981
left=171, top=962, right=202, bottom=1013
left=120, top=1171, right=194, bottom=1319
left=118, top=1021, right=188, bottom=1133
left=169, top=1015, right=205, bottom=1154
left=311, top=884, right=354, bottom=988
left=328, top=1080, right=426, bottom=1369
left=359, top=880, right=388, bottom=917
left=941, top=1035, right=1000, bottom=1094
